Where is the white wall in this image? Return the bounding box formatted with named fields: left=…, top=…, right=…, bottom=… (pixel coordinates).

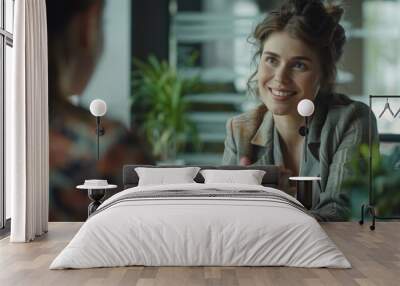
left=80, top=0, right=131, bottom=127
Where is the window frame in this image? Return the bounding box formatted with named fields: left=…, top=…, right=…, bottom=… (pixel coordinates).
left=0, top=0, right=14, bottom=230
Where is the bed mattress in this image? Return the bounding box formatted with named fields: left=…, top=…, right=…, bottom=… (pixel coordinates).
left=50, top=183, right=351, bottom=269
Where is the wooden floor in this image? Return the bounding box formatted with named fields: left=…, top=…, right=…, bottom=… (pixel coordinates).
left=0, top=222, right=399, bottom=286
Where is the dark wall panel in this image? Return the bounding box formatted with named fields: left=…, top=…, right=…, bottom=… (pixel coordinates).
left=131, top=0, right=170, bottom=61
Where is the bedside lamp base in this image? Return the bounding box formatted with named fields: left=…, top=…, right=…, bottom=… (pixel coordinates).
left=296, top=181, right=313, bottom=210
left=88, top=189, right=105, bottom=216
left=289, top=176, right=320, bottom=210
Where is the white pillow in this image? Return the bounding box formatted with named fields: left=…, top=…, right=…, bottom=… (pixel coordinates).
left=135, top=167, right=200, bottom=186
left=200, top=169, right=266, bottom=185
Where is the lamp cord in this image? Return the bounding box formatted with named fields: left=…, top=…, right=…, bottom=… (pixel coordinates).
left=96, top=117, right=100, bottom=161
left=304, top=116, right=308, bottom=162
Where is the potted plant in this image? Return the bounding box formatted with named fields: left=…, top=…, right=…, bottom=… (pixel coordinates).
left=342, top=143, right=400, bottom=219
left=131, top=55, right=200, bottom=163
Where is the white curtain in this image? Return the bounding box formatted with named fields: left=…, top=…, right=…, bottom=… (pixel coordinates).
left=7, top=0, right=49, bottom=242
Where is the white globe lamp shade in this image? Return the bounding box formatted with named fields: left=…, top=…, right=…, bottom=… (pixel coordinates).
left=297, top=99, right=315, bottom=117
left=90, top=99, right=107, bottom=117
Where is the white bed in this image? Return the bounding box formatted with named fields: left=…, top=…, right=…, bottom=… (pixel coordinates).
left=50, top=183, right=351, bottom=269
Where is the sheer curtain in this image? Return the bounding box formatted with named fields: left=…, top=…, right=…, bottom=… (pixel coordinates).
left=7, top=0, right=48, bottom=242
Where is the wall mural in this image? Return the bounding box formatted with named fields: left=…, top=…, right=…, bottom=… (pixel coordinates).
left=47, top=0, right=400, bottom=221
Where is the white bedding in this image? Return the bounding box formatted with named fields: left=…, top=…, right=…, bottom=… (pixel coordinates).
left=50, top=183, right=351, bottom=269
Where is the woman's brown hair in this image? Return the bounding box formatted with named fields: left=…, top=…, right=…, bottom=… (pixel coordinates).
left=247, top=0, right=346, bottom=95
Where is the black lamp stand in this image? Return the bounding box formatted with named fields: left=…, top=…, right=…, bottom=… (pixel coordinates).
left=299, top=117, right=309, bottom=162
left=95, top=116, right=105, bottom=160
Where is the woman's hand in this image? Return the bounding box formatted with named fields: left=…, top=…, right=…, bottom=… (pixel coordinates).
left=239, top=156, right=252, bottom=166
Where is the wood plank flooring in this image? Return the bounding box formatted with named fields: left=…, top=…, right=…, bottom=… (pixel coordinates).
left=0, top=222, right=399, bottom=286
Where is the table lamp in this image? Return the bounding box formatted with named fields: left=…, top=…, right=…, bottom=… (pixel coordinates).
left=297, top=99, right=315, bottom=162
left=89, top=99, right=107, bottom=160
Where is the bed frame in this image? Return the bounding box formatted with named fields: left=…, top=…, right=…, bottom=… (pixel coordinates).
left=122, top=165, right=284, bottom=190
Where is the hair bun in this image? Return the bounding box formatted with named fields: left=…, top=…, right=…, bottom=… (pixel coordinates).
left=282, top=1, right=343, bottom=38
left=293, top=0, right=312, bottom=14
left=324, top=3, right=345, bottom=58
left=325, top=4, right=344, bottom=24
left=281, top=0, right=322, bottom=16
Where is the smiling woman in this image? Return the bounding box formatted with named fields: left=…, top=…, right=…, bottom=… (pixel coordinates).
left=222, top=0, right=379, bottom=222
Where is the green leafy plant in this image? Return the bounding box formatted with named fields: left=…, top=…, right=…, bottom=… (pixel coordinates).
left=342, top=143, right=400, bottom=216
left=131, top=55, right=200, bottom=161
